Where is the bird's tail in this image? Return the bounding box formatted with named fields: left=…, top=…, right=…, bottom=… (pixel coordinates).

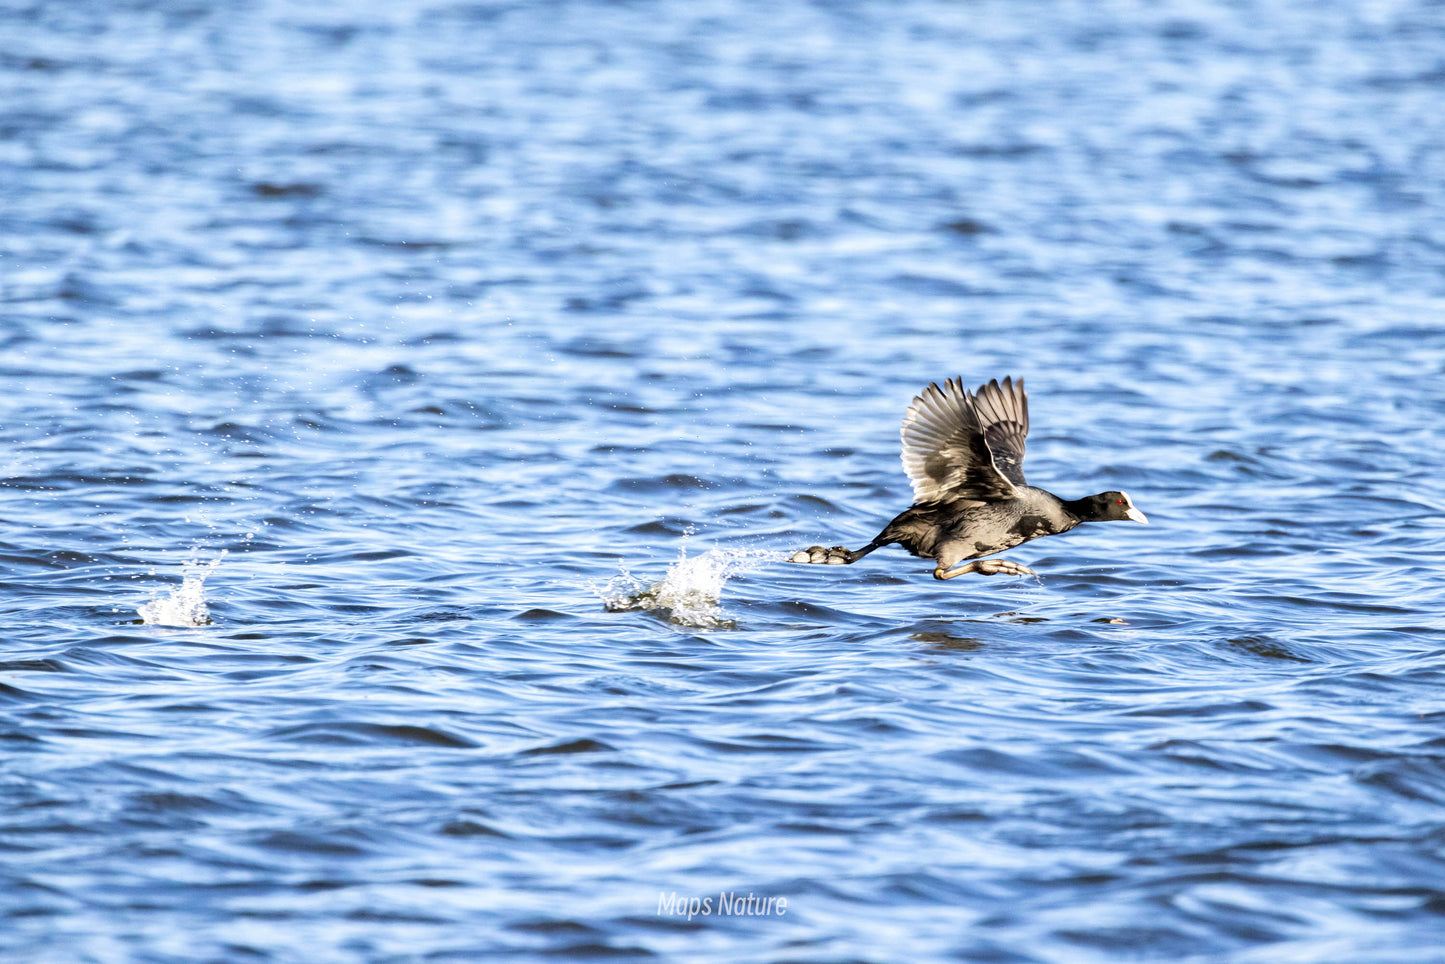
left=787, top=540, right=886, bottom=566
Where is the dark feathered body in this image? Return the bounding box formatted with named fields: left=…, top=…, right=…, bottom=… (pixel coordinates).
left=876, top=487, right=1082, bottom=571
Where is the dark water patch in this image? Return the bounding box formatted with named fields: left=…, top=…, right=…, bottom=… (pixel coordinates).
left=1287, top=743, right=1402, bottom=766
left=611, top=474, right=716, bottom=493
left=1126, top=700, right=1275, bottom=719
left=0, top=551, right=92, bottom=570
left=251, top=181, right=324, bottom=198
left=702, top=734, right=838, bottom=754
left=0, top=682, right=46, bottom=704
left=520, top=739, right=616, bottom=757
left=1147, top=740, right=1270, bottom=773
left=441, top=819, right=510, bottom=839
left=125, top=790, right=247, bottom=815
left=515, top=608, right=572, bottom=622
left=1053, top=925, right=1197, bottom=956
left=0, top=658, right=68, bottom=673
left=204, top=421, right=272, bottom=442
left=625, top=518, right=695, bottom=535
left=934, top=746, right=1126, bottom=778
left=265, top=722, right=479, bottom=749
left=253, top=831, right=369, bottom=858
left=385, top=636, right=434, bottom=646
left=414, top=607, right=475, bottom=622
left=939, top=217, right=993, bottom=236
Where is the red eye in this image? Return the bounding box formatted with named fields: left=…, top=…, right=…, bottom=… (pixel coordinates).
left=1116, top=499, right=1124, bottom=505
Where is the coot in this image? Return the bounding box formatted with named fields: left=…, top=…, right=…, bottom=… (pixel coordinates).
left=789, top=377, right=1148, bottom=578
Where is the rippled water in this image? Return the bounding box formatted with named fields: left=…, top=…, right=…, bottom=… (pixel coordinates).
left=5, top=0, right=1445, bottom=961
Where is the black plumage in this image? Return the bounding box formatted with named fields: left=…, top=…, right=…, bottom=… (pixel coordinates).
left=789, top=377, right=1148, bottom=579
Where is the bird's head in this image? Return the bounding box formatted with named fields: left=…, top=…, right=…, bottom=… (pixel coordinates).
left=1080, top=490, right=1148, bottom=524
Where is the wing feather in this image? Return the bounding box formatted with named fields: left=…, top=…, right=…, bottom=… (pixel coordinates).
left=973, top=376, right=1029, bottom=487
left=900, top=376, right=1030, bottom=503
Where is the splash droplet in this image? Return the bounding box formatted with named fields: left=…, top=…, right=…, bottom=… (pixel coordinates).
left=137, top=552, right=225, bottom=627
left=598, top=546, right=781, bottom=630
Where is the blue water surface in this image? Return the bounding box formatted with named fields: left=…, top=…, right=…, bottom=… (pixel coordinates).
left=3, top=0, right=1445, bottom=961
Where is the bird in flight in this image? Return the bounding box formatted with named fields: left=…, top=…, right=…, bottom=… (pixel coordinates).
left=789, top=377, right=1148, bottom=579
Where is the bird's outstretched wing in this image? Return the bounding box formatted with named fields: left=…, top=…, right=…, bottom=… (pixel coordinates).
left=970, top=376, right=1029, bottom=487
left=899, top=376, right=1029, bottom=503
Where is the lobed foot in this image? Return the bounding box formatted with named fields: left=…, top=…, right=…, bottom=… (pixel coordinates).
left=934, top=558, right=1036, bottom=580
left=789, top=545, right=853, bottom=565
left=788, top=545, right=824, bottom=563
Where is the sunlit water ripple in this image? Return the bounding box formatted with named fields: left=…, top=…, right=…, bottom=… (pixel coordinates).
left=3, top=0, right=1445, bottom=961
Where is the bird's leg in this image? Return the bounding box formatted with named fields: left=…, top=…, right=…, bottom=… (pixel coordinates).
left=789, top=545, right=855, bottom=565
left=934, top=558, right=1036, bottom=580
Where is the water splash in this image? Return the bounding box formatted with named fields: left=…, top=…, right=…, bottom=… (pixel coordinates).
left=599, top=545, right=782, bottom=630
left=137, top=552, right=224, bottom=627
